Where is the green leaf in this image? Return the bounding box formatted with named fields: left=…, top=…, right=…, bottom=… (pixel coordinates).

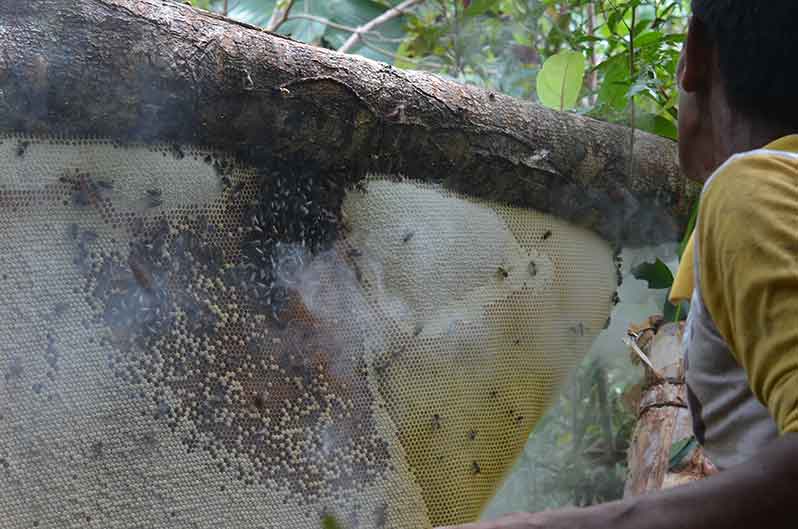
left=635, top=30, right=665, bottom=48
left=635, top=111, right=678, bottom=140
left=224, top=0, right=277, bottom=27
left=536, top=50, right=586, bottom=111
left=464, top=0, right=496, bottom=17
left=596, top=55, right=631, bottom=112
left=281, top=0, right=332, bottom=44
left=631, top=258, right=674, bottom=290
left=668, top=436, right=698, bottom=471
left=225, top=0, right=409, bottom=62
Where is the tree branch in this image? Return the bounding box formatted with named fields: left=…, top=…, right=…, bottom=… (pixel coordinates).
left=0, top=0, right=695, bottom=246
left=338, top=0, right=423, bottom=54
left=266, top=0, right=294, bottom=32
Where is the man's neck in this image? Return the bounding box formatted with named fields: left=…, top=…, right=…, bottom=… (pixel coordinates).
left=714, top=110, right=794, bottom=164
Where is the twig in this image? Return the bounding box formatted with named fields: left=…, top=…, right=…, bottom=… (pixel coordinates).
left=338, top=0, right=424, bottom=54
left=223, top=0, right=228, bottom=16
left=624, top=332, right=665, bottom=380
left=266, top=0, right=295, bottom=32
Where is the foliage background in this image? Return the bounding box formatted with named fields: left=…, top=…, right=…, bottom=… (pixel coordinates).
left=189, top=0, right=690, bottom=517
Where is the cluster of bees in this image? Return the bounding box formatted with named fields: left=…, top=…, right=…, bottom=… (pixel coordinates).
left=55, top=146, right=392, bottom=501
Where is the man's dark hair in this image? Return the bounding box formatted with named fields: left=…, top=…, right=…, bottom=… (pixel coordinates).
left=692, top=1, right=798, bottom=127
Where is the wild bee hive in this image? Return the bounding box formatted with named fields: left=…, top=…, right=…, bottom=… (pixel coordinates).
left=0, top=136, right=617, bottom=528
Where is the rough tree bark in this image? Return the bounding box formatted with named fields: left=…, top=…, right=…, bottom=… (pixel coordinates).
left=0, top=0, right=697, bottom=245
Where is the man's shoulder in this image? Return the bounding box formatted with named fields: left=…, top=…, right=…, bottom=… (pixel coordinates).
left=701, top=147, right=798, bottom=223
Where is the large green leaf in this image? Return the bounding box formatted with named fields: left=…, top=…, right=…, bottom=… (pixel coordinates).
left=596, top=55, right=631, bottom=112
left=224, top=0, right=276, bottom=27
left=465, top=0, right=497, bottom=17
left=213, top=0, right=409, bottom=63
left=280, top=0, right=332, bottom=44
left=635, top=111, right=678, bottom=140
left=536, top=50, right=586, bottom=111
left=631, top=258, right=674, bottom=290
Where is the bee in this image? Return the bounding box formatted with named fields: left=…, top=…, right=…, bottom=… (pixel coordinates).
left=432, top=413, right=442, bottom=430
left=128, top=253, right=154, bottom=291
left=471, top=461, right=481, bottom=475
left=143, top=189, right=163, bottom=209
left=402, top=231, right=415, bottom=243
left=170, top=144, right=185, bottom=160
left=16, top=141, right=29, bottom=157
left=542, top=230, right=552, bottom=240
left=497, top=266, right=509, bottom=279
left=468, top=430, right=477, bottom=441
left=252, top=392, right=268, bottom=411
left=569, top=323, right=586, bottom=337
left=72, top=181, right=93, bottom=207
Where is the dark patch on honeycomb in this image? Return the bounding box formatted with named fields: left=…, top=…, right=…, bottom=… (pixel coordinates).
left=58, top=169, right=116, bottom=222
left=237, top=158, right=344, bottom=320
left=54, top=148, right=389, bottom=500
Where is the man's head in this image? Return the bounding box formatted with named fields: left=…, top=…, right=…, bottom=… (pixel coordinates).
left=678, top=1, right=798, bottom=182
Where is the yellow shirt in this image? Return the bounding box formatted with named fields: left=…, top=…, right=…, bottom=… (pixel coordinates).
left=670, top=234, right=695, bottom=304
left=672, top=135, right=798, bottom=434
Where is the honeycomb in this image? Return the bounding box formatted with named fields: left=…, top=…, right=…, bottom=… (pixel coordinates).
left=0, top=135, right=617, bottom=528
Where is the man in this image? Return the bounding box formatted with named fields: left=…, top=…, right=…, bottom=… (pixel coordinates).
left=438, top=2, right=798, bottom=528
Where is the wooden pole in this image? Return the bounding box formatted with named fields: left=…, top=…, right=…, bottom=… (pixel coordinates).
left=624, top=319, right=716, bottom=496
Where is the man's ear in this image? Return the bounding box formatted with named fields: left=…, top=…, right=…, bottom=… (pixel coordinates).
left=681, top=16, right=712, bottom=93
